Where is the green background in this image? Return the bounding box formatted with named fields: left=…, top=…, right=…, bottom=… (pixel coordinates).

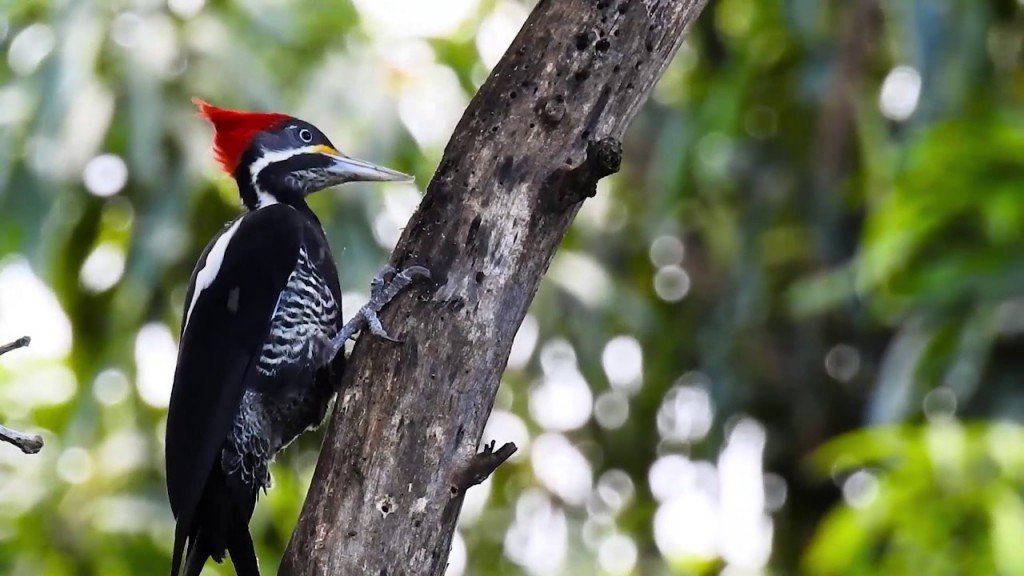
left=1, top=0, right=1023, bottom=574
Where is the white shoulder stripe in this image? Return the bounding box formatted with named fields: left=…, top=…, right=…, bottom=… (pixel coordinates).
left=184, top=217, right=245, bottom=332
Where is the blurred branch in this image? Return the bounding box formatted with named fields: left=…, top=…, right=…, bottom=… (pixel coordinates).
left=280, top=1, right=709, bottom=574
left=0, top=336, right=30, bottom=357
left=0, top=336, right=43, bottom=454
left=812, top=0, right=882, bottom=264
left=0, top=423, right=43, bottom=455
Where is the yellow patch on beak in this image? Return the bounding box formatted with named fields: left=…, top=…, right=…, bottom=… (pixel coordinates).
left=313, top=145, right=343, bottom=157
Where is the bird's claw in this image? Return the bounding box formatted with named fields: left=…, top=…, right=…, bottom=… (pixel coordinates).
left=329, top=264, right=431, bottom=356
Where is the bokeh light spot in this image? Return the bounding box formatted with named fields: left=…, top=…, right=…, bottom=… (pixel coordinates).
left=842, top=470, right=879, bottom=509
left=594, top=391, right=629, bottom=430
left=57, top=447, right=93, bottom=484
left=531, top=434, right=592, bottom=505
left=8, top=24, right=56, bottom=76
left=83, top=154, right=128, bottom=197
left=879, top=65, right=921, bottom=121
left=80, top=243, right=126, bottom=293
left=654, top=265, right=690, bottom=302
left=649, top=235, right=685, bottom=267
left=601, top=335, right=643, bottom=394
left=134, top=323, right=177, bottom=408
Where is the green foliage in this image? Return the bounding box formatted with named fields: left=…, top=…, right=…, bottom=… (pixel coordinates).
left=805, top=423, right=1024, bottom=576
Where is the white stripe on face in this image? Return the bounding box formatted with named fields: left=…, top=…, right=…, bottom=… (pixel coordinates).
left=248, top=145, right=328, bottom=208
left=184, top=217, right=245, bottom=332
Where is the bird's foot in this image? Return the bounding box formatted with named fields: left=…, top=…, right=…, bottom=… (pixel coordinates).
left=329, top=264, right=431, bottom=356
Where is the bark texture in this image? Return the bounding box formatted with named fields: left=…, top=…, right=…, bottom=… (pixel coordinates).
left=280, top=0, right=708, bottom=574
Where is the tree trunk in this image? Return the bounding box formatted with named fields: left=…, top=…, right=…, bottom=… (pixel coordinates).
left=280, top=1, right=708, bottom=574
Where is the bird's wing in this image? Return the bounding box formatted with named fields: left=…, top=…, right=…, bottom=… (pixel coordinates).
left=165, top=204, right=305, bottom=525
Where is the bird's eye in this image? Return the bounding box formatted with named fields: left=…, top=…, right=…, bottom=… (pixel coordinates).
left=298, top=128, right=313, bottom=143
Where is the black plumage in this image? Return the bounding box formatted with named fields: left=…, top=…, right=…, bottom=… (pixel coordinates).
left=167, top=204, right=344, bottom=576
left=165, top=100, right=412, bottom=576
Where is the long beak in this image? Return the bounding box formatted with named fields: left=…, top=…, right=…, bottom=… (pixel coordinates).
left=317, top=146, right=413, bottom=184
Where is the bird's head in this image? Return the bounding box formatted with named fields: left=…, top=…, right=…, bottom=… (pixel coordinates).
left=193, top=97, right=411, bottom=209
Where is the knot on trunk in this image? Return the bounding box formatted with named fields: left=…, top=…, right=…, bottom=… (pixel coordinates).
left=542, top=137, right=623, bottom=212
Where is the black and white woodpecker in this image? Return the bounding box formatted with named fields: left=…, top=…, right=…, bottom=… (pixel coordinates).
left=166, top=98, right=428, bottom=576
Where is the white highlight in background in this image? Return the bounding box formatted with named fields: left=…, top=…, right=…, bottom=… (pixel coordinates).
left=134, top=323, right=177, bottom=408
left=476, top=1, right=529, bottom=70
left=507, top=314, right=539, bottom=369
left=602, top=335, right=643, bottom=394
left=0, top=257, right=72, bottom=361
left=353, top=0, right=478, bottom=38
left=879, top=65, right=921, bottom=121
left=531, top=434, right=592, bottom=506
left=80, top=243, right=126, bottom=292
left=504, top=489, right=567, bottom=575
left=83, top=154, right=128, bottom=197
left=718, top=418, right=772, bottom=569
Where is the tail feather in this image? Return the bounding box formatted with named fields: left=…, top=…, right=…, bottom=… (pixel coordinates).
left=226, top=521, right=260, bottom=576
left=172, top=465, right=260, bottom=576
left=182, top=534, right=211, bottom=576
left=170, top=521, right=187, bottom=576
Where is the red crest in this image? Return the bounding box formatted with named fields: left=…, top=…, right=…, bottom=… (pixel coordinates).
left=193, top=97, right=291, bottom=174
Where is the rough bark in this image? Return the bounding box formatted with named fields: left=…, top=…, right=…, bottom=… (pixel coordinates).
left=280, top=1, right=708, bottom=574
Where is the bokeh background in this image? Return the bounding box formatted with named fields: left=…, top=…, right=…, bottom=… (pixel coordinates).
left=1, top=0, right=1023, bottom=574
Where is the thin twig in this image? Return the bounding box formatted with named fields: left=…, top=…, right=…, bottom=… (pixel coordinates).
left=0, top=424, right=43, bottom=454
left=0, top=336, right=30, bottom=357
left=0, top=336, right=43, bottom=454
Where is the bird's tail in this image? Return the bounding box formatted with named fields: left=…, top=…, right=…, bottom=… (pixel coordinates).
left=170, top=466, right=260, bottom=576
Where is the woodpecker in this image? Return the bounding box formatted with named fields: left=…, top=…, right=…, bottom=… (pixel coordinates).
left=165, top=98, right=428, bottom=576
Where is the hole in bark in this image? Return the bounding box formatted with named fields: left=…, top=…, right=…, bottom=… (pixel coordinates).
left=529, top=122, right=536, bottom=129
left=574, top=70, right=590, bottom=82
left=617, top=3, right=628, bottom=14
left=450, top=486, right=459, bottom=496
left=475, top=271, right=485, bottom=283
left=581, top=130, right=591, bottom=140
left=555, top=94, right=565, bottom=104
left=347, top=531, right=357, bottom=538
left=509, top=91, right=517, bottom=100
left=490, top=126, right=498, bottom=133
left=645, top=39, right=654, bottom=53
left=574, top=31, right=591, bottom=50
left=635, top=60, right=643, bottom=70
left=626, top=82, right=634, bottom=90
left=613, top=64, right=621, bottom=74
left=377, top=496, right=395, bottom=518
left=595, top=38, right=610, bottom=52
left=613, top=28, right=621, bottom=37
